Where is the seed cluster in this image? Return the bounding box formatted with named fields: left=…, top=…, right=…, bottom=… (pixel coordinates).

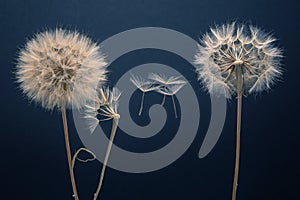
left=17, top=29, right=107, bottom=110
left=195, top=23, right=282, bottom=98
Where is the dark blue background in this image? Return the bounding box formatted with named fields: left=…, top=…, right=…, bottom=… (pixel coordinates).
left=1, top=0, right=299, bottom=199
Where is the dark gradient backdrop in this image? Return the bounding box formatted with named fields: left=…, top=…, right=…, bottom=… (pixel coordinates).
left=0, top=0, right=299, bottom=199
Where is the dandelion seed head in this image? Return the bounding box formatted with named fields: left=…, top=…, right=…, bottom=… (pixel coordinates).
left=16, top=28, right=107, bottom=110
left=195, top=22, right=283, bottom=98
left=84, top=87, right=121, bottom=133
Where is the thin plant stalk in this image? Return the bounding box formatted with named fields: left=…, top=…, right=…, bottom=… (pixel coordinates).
left=171, top=95, right=177, bottom=118
left=194, top=23, right=283, bottom=200
left=139, top=92, right=145, bottom=116
left=94, top=118, right=119, bottom=200
left=232, top=66, right=243, bottom=200
left=72, top=148, right=97, bottom=169
left=161, top=94, right=166, bottom=105
left=61, top=108, right=79, bottom=200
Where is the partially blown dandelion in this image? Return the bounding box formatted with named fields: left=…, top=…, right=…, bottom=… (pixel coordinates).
left=84, top=87, right=121, bottom=200
left=149, top=73, right=186, bottom=118
left=84, top=87, right=121, bottom=132
left=195, top=22, right=282, bottom=98
left=16, top=28, right=107, bottom=200
left=130, top=74, right=159, bottom=115
left=195, top=22, right=283, bottom=200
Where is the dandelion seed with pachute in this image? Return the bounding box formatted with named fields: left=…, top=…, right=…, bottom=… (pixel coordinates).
left=149, top=73, right=187, bottom=118
left=130, top=74, right=160, bottom=116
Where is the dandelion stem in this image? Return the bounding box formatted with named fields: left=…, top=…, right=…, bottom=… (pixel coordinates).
left=161, top=94, right=166, bottom=105
left=232, top=94, right=242, bottom=200
left=61, top=108, right=79, bottom=200
left=139, top=92, right=145, bottom=116
left=72, top=148, right=96, bottom=169
left=171, top=95, right=177, bottom=118
left=94, top=118, right=119, bottom=200
left=232, top=66, right=243, bottom=200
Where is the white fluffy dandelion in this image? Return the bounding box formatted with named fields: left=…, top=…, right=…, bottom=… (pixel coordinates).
left=130, top=74, right=160, bottom=115
left=16, top=28, right=107, bottom=110
left=194, top=22, right=283, bottom=200
left=16, top=28, right=107, bottom=200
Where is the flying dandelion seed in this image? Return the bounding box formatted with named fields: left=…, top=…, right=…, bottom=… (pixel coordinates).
left=149, top=73, right=187, bottom=118
left=130, top=74, right=160, bottom=115
left=84, top=87, right=121, bottom=200
left=16, top=28, right=107, bottom=200
left=194, top=22, right=283, bottom=200
left=149, top=73, right=187, bottom=86
left=156, top=83, right=186, bottom=118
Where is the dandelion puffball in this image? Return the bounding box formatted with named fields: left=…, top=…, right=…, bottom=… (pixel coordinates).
left=16, top=28, right=107, bottom=110
left=195, top=22, right=283, bottom=98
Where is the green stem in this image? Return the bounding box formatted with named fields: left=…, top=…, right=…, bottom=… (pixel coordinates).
left=93, top=118, right=119, bottom=200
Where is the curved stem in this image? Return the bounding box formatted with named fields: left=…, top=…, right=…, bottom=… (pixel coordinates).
left=94, top=118, right=119, bottom=200
left=232, top=66, right=243, bottom=200
left=72, top=148, right=97, bottom=169
left=138, top=92, right=145, bottom=116
left=61, top=108, right=79, bottom=200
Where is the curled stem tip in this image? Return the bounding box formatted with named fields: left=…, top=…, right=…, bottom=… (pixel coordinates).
left=72, top=148, right=97, bottom=169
